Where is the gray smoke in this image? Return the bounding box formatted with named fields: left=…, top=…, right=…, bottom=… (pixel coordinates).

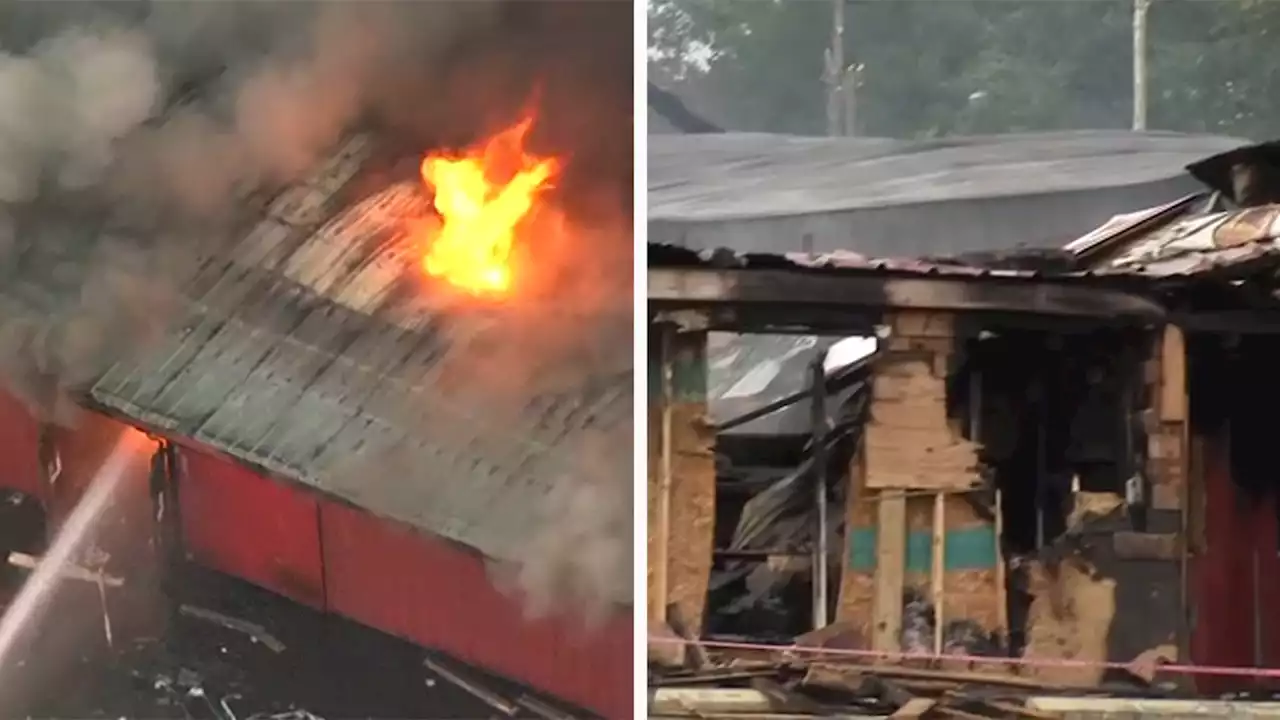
left=0, top=25, right=159, bottom=202
left=0, top=1, right=501, bottom=418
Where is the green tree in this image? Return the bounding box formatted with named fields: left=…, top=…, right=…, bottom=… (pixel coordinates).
left=649, top=0, right=1280, bottom=140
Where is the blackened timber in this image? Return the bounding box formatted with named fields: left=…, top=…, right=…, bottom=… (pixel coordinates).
left=649, top=268, right=1164, bottom=321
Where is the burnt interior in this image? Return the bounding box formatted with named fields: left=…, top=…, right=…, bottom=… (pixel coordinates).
left=701, top=322, right=1154, bottom=658
left=1190, top=332, right=1280, bottom=530
left=970, top=329, right=1142, bottom=553
left=706, top=332, right=869, bottom=639
left=963, top=327, right=1146, bottom=655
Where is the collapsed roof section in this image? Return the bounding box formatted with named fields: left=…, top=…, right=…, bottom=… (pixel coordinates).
left=1063, top=140, right=1280, bottom=285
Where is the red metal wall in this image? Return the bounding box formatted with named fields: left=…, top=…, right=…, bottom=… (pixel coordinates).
left=1191, top=430, right=1280, bottom=693
left=0, top=399, right=633, bottom=718
left=0, top=391, right=42, bottom=499
left=321, top=501, right=633, bottom=719
left=179, top=450, right=327, bottom=610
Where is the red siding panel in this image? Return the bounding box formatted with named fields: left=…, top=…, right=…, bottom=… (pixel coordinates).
left=179, top=449, right=326, bottom=609
left=320, top=502, right=632, bottom=719
left=0, top=391, right=42, bottom=499
left=1191, top=430, right=1280, bottom=692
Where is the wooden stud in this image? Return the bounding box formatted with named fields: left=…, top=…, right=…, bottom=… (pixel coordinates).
left=931, top=492, right=946, bottom=655
left=873, top=491, right=907, bottom=652
left=653, top=325, right=673, bottom=623
left=994, top=489, right=1008, bottom=638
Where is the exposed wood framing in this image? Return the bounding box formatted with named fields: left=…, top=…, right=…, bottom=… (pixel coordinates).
left=838, top=310, right=1004, bottom=653
left=647, top=323, right=716, bottom=633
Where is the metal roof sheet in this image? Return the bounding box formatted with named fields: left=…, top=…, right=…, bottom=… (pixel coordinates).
left=1064, top=199, right=1280, bottom=280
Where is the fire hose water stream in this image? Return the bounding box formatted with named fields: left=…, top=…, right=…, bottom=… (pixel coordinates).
left=0, top=429, right=150, bottom=697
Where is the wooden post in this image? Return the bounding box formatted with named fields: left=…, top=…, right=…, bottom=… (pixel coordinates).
left=653, top=324, right=674, bottom=624
left=873, top=491, right=907, bottom=652
left=931, top=492, right=946, bottom=655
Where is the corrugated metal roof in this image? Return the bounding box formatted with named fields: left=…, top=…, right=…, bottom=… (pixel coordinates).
left=78, top=131, right=632, bottom=603
left=650, top=131, right=1246, bottom=222
left=648, top=130, right=1247, bottom=257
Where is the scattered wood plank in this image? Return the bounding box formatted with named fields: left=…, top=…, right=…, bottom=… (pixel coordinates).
left=801, top=661, right=867, bottom=697
left=7, top=551, right=123, bottom=587
left=650, top=688, right=781, bottom=715
left=978, top=698, right=1061, bottom=720
left=890, top=697, right=937, bottom=719
left=935, top=706, right=992, bottom=720
left=659, top=668, right=788, bottom=687
left=805, top=662, right=1075, bottom=693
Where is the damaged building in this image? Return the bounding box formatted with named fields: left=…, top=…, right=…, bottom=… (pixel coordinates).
left=647, top=139, right=1280, bottom=712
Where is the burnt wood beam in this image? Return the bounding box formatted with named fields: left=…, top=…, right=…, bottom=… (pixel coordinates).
left=649, top=268, right=1165, bottom=322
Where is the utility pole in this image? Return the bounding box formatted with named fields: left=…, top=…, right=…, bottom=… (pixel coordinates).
left=1132, top=0, right=1151, bottom=131
left=825, top=0, right=845, bottom=136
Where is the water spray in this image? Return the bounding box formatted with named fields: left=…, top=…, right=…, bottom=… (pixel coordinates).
left=0, top=429, right=150, bottom=681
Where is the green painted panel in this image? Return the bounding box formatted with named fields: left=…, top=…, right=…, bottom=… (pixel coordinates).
left=847, top=527, right=997, bottom=572
left=648, top=336, right=707, bottom=402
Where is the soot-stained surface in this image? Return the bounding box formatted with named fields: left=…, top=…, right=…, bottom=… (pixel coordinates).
left=1, top=565, right=590, bottom=719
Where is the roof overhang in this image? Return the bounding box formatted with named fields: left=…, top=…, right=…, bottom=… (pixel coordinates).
left=649, top=266, right=1164, bottom=333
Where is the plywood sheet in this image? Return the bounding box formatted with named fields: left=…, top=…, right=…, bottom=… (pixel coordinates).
left=864, top=355, right=980, bottom=491
left=1023, top=556, right=1116, bottom=687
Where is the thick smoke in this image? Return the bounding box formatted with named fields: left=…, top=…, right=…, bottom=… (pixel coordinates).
left=0, top=2, right=634, bottom=623
left=0, top=1, right=501, bottom=415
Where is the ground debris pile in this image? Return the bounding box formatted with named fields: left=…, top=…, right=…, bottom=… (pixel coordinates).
left=4, top=565, right=592, bottom=720
left=647, top=634, right=1194, bottom=720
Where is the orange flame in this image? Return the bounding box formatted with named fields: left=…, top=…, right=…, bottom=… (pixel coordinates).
left=418, top=114, right=558, bottom=295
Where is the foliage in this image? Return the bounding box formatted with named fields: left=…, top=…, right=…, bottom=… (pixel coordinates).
left=648, top=0, right=1280, bottom=140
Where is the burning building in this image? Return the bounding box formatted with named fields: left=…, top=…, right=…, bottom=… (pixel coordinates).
left=0, top=2, right=632, bottom=717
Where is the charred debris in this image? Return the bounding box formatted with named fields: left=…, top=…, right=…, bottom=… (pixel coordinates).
left=646, top=141, right=1280, bottom=717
